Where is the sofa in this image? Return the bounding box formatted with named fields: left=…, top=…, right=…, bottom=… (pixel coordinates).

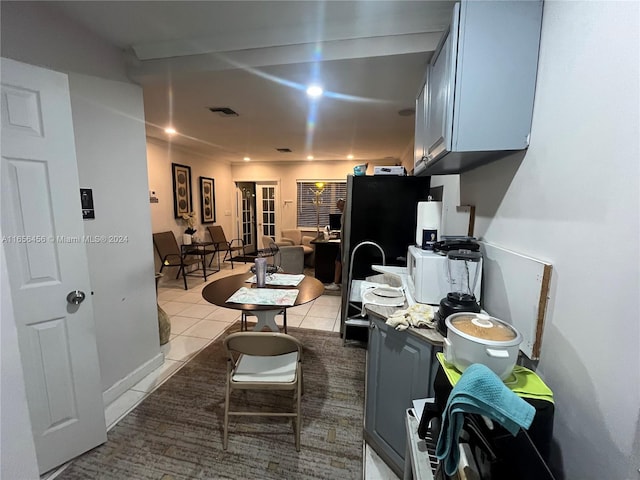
left=280, top=229, right=315, bottom=267
left=261, top=236, right=305, bottom=274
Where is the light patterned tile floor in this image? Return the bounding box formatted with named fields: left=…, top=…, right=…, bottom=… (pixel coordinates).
left=364, top=444, right=401, bottom=480
left=104, top=262, right=348, bottom=430
left=46, top=263, right=398, bottom=480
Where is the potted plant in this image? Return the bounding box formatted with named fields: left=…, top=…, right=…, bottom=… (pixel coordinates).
left=181, top=212, right=197, bottom=244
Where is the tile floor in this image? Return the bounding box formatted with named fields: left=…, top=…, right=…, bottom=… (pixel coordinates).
left=50, top=261, right=399, bottom=480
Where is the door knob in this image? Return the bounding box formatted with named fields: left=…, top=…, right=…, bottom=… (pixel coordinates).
left=66, top=290, right=86, bottom=305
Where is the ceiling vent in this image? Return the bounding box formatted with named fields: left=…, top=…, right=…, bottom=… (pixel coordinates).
left=276, top=148, right=292, bottom=153
left=208, top=107, right=239, bottom=117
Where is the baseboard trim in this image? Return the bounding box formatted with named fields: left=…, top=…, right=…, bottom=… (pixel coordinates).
left=102, top=352, right=164, bottom=406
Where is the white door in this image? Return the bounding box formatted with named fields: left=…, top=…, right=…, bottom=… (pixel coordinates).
left=235, top=183, right=256, bottom=254
left=1, top=58, right=107, bottom=474
left=256, top=182, right=279, bottom=248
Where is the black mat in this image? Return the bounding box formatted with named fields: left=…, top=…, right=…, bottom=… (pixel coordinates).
left=229, top=255, right=257, bottom=263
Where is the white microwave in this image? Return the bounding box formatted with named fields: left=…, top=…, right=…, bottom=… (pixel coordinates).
left=406, top=245, right=482, bottom=305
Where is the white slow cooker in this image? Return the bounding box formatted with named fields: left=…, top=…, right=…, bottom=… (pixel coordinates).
left=443, top=312, right=523, bottom=380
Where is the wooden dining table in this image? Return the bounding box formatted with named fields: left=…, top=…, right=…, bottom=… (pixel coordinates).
left=201, top=272, right=324, bottom=331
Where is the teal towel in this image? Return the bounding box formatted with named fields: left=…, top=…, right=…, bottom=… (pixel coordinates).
left=435, top=363, right=536, bottom=476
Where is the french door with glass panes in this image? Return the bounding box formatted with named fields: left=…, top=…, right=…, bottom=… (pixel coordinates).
left=236, top=182, right=256, bottom=254
left=256, top=182, right=279, bottom=249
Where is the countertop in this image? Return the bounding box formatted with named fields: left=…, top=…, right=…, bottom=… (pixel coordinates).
left=365, top=304, right=444, bottom=346
left=365, top=266, right=444, bottom=347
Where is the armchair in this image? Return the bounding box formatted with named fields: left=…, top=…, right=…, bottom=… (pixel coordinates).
left=281, top=229, right=315, bottom=267
left=261, top=236, right=304, bottom=275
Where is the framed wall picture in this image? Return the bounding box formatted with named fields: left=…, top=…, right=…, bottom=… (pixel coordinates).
left=199, top=176, right=216, bottom=223
left=172, top=163, right=192, bottom=218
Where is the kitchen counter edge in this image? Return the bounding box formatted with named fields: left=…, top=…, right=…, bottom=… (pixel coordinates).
left=365, top=304, right=444, bottom=346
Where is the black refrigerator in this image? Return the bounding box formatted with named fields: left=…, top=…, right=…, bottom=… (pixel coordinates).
left=339, top=174, right=431, bottom=340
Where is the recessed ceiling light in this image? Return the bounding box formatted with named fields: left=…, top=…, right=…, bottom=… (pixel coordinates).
left=164, top=127, right=176, bottom=135
left=347, top=154, right=354, bottom=160
left=307, top=155, right=314, bottom=160
left=243, top=157, right=250, bottom=161
left=306, top=85, right=323, bottom=98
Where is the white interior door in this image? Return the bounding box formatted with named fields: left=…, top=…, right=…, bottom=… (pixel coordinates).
left=256, top=182, right=279, bottom=249
left=235, top=183, right=256, bottom=254
left=1, top=58, right=107, bottom=474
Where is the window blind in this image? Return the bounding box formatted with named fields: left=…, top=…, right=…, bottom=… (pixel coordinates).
left=296, top=181, right=347, bottom=229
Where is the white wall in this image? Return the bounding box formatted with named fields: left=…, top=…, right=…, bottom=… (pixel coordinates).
left=0, top=2, right=128, bottom=82
left=146, top=139, right=235, bottom=269
left=231, top=159, right=393, bottom=235
left=69, top=74, right=160, bottom=393
left=429, top=174, right=462, bottom=235
left=2, top=0, right=160, bottom=405
left=460, top=2, right=639, bottom=478
left=147, top=139, right=235, bottom=237
left=146, top=147, right=390, bottom=259
left=1, top=4, right=144, bottom=476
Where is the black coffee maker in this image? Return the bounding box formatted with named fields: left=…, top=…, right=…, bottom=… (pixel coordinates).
left=435, top=249, right=482, bottom=335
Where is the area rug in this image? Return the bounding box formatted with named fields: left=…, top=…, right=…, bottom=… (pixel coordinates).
left=57, top=324, right=366, bottom=480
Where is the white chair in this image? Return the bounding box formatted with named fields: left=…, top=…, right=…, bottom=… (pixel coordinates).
left=223, top=332, right=304, bottom=451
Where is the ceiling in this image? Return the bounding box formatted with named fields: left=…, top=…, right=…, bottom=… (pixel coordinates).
left=49, top=1, right=456, bottom=164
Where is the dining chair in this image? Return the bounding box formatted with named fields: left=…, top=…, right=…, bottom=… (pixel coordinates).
left=223, top=332, right=304, bottom=451
left=207, top=225, right=246, bottom=269
left=152, top=231, right=203, bottom=290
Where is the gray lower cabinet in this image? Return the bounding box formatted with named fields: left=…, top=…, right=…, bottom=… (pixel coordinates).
left=364, top=314, right=440, bottom=477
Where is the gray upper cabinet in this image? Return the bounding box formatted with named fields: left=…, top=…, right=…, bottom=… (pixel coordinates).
left=413, top=75, right=428, bottom=168
left=425, top=15, right=456, bottom=165
left=414, top=1, right=543, bottom=176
